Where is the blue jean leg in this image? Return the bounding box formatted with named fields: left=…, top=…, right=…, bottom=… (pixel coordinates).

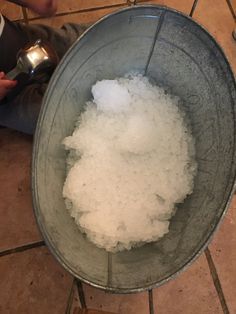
left=0, top=22, right=88, bottom=134
left=0, top=83, right=47, bottom=135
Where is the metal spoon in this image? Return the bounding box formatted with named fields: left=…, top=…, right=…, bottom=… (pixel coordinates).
left=6, top=39, right=59, bottom=80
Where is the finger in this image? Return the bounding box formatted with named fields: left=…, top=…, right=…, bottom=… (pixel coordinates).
left=0, top=72, right=17, bottom=83
left=0, top=80, right=17, bottom=88
left=0, top=71, right=5, bottom=79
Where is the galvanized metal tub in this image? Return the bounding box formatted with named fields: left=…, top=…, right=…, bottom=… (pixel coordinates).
left=32, top=5, right=236, bottom=293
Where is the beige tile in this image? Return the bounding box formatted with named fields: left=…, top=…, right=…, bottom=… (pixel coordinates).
left=209, top=196, right=236, bottom=313
left=194, top=0, right=236, bottom=73
left=69, top=281, right=117, bottom=313
left=85, top=311, right=117, bottom=314
left=136, top=0, right=194, bottom=14
left=68, top=281, right=82, bottom=314
left=27, top=0, right=127, bottom=18
left=29, top=7, right=124, bottom=28
left=73, top=310, right=116, bottom=314
left=153, top=254, right=223, bottom=314
left=83, top=284, right=149, bottom=314
left=0, top=1, right=23, bottom=20
left=56, top=0, right=127, bottom=13
left=0, top=246, right=73, bottom=314
left=0, top=129, right=42, bottom=252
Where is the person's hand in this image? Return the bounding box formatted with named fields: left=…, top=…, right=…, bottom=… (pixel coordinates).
left=0, top=72, right=17, bottom=101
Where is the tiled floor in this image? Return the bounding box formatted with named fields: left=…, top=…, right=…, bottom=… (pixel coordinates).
left=0, top=1, right=236, bottom=313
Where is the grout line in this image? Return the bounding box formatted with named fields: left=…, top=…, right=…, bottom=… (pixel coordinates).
left=76, top=279, right=87, bottom=309
left=148, top=289, right=154, bottom=314
left=136, top=0, right=157, bottom=3
left=65, top=278, right=76, bottom=314
left=189, top=0, right=200, bottom=17
left=136, top=0, right=151, bottom=3
left=22, top=7, right=29, bottom=24
left=15, top=2, right=128, bottom=23
left=136, top=0, right=163, bottom=5
left=225, top=0, right=236, bottom=21
left=205, top=248, right=230, bottom=314
left=0, top=240, right=45, bottom=258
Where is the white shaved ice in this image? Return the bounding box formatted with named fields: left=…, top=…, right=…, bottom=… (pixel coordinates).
left=62, top=74, right=196, bottom=252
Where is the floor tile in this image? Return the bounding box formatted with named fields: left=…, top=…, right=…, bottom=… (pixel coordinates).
left=56, top=0, right=126, bottom=13
left=27, top=0, right=127, bottom=18
left=0, top=1, right=23, bottom=20
left=74, top=310, right=116, bottom=314
left=83, top=284, right=149, bottom=314
left=137, top=0, right=194, bottom=14
left=209, top=196, right=236, bottom=313
left=0, top=129, right=42, bottom=252
left=29, top=7, right=125, bottom=28
left=193, top=0, right=236, bottom=73
left=0, top=246, right=73, bottom=314
left=67, top=281, right=117, bottom=313
left=153, top=254, right=223, bottom=314
left=67, top=280, right=82, bottom=314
